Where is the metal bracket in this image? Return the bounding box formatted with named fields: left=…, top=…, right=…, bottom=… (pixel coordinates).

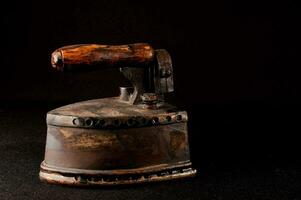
left=120, top=67, right=145, bottom=105
left=119, top=49, right=174, bottom=105
left=154, top=49, right=174, bottom=94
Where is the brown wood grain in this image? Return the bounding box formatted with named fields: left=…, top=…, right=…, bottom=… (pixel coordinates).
left=51, top=43, right=154, bottom=71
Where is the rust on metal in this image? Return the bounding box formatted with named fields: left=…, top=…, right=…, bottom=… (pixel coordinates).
left=155, top=49, right=174, bottom=94
left=40, top=165, right=196, bottom=186
left=40, top=43, right=196, bottom=186
left=47, top=97, right=187, bottom=128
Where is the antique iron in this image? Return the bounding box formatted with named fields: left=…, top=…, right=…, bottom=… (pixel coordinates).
left=39, top=43, right=196, bottom=186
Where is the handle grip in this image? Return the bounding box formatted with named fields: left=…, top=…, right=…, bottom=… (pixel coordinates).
left=51, top=43, right=154, bottom=71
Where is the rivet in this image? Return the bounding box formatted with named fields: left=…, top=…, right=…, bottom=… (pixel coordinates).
left=138, top=117, right=147, bottom=125
left=160, top=68, right=172, bottom=78
left=152, top=117, right=159, bottom=124
left=166, top=116, right=172, bottom=122
left=98, top=119, right=105, bottom=126
left=85, top=118, right=93, bottom=126
left=72, top=118, right=84, bottom=126
left=113, top=119, right=120, bottom=126
left=176, top=115, right=182, bottom=122
left=127, top=118, right=135, bottom=126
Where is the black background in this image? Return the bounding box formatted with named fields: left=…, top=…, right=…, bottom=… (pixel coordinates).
left=0, top=0, right=300, bottom=199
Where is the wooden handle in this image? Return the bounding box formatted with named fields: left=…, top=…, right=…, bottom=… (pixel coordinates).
left=51, top=43, right=154, bottom=71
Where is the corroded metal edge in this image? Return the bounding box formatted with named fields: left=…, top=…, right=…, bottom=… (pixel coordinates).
left=39, top=164, right=196, bottom=186
left=40, top=161, right=192, bottom=175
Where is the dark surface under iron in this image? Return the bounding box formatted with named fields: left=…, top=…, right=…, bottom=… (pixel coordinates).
left=0, top=102, right=300, bottom=200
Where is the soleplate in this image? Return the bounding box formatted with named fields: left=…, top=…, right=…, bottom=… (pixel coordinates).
left=40, top=165, right=196, bottom=186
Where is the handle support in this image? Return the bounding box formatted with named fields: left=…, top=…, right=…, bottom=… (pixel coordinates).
left=51, top=43, right=173, bottom=105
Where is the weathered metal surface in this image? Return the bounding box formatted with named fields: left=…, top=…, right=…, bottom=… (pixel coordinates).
left=155, top=49, right=174, bottom=94
left=44, top=123, right=190, bottom=170
left=40, top=165, right=196, bottom=186
left=47, top=97, right=187, bottom=128
left=40, top=97, right=194, bottom=185
left=41, top=43, right=196, bottom=186
left=119, top=67, right=146, bottom=104
left=119, top=87, right=133, bottom=102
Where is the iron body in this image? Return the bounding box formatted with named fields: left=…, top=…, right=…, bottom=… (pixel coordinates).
left=40, top=43, right=196, bottom=186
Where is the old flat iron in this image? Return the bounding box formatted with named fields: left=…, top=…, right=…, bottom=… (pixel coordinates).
left=39, top=43, right=196, bottom=186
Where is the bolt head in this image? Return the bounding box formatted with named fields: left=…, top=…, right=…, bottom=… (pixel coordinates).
left=141, top=93, right=158, bottom=102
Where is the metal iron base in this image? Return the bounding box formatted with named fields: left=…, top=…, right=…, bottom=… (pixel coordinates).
left=40, top=161, right=196, bottom=186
